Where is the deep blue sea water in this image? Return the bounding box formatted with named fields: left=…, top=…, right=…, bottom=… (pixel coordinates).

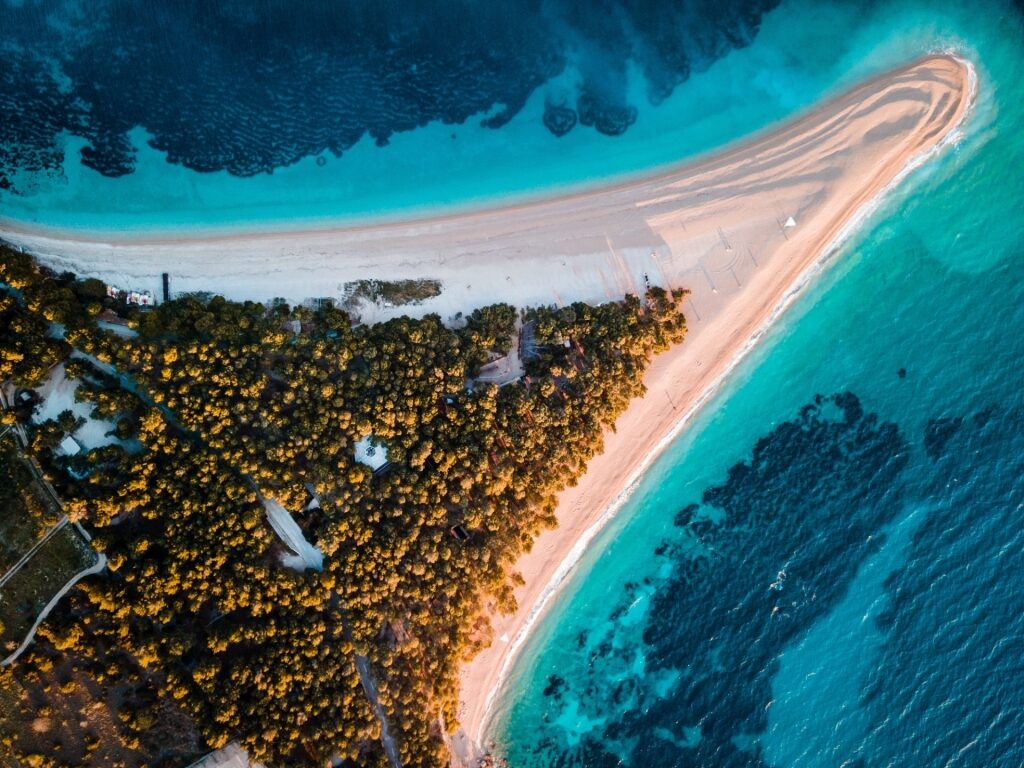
left=4, top=1, right=1024, bottom=767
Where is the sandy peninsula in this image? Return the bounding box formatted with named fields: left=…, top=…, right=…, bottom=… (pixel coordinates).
left=450, top=53, right=973, bottom=764
left=0, top=54, right=973, bottom=766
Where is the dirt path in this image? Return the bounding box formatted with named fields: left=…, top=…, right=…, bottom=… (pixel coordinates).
left=353, top=652, right=403, bottom=768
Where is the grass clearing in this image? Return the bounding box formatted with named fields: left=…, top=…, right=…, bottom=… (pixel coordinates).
left=0, top=526, right=93, bottom=655
left=0, top=434, right=61, bottom=575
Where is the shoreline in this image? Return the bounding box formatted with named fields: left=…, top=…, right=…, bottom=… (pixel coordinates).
left=0, top=55, right=974, bottom=335
left=0, top=54, right=975, bottom=767
left=0, top=59, right=953, bottom=246
left=452, top=54, right=974, bottom=763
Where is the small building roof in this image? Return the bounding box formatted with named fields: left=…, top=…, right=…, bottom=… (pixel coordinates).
left=127, top=290, right=154, bottom=306
left=59, top=435, right=82, bottom=456
left=186, top=742, right=261, bottom=768
left=354, top=434, right=389, bottom=471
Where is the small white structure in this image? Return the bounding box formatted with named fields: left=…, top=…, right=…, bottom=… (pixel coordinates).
left=354, top=434, right=389, bottom=472
left=59, top=435, right=82, bottom=456
left=187, top=742, right=262, bottom=768
left=127, top=290, right=154, bottom=306
left=283, top=319, right=302, bottom=335
left=784, top=216, right=797, bottom=228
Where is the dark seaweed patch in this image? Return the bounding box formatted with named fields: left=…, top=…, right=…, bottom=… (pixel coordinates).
left=543, top=674, right=567, bottom=699
left=0, top=0, right=780, bottom=191
left=518, top=392, right=910, bottom=767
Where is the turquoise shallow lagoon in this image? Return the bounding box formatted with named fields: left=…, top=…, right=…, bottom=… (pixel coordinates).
left=0, top=0, right=1009, bottom=236
left=489, top=1, right=1024, bottom=766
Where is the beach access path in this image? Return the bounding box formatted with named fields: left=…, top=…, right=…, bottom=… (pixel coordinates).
left=0, top=54, right=973, bottom=767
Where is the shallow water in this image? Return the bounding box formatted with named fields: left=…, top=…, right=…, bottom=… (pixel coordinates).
left=0, top=0, right=999, bottom=234
left=489, top=1, right=1024, bottom=766
left=0, top=0, right=780, bottom=231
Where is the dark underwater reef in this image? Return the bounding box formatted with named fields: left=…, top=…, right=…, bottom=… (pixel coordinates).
left=0, top=0, right=778, bottom=192
left=535, top=393, right=909, bottom=768
left=525, top=395, right=1024, bottom=767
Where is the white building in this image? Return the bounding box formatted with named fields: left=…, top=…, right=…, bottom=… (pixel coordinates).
left=59, top=435, right=82, bottom=456
left=127, top=290, right=154, bottom=307
left=187, top=742, right=262, bottom=768
left=354, top=434, right=389, bottom=472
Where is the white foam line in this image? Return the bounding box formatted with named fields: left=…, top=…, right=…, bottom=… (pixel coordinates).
left=474, top=53, right=978, bottom=745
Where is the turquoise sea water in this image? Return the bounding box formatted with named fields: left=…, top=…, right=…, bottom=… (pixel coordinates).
left=0, top=0, right=1010, bottom=235
left=490, top=1, right=1024, bottom=766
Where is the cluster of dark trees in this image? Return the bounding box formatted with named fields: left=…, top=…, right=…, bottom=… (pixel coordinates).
left=0, top=245, right=686, bottom=767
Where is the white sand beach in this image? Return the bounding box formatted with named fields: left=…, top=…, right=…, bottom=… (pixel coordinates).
left=0, top=54, right=973, bottom=767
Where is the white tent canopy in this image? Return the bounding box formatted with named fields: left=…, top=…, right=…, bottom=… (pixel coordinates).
left=354, top=434, right=389, bottom=471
